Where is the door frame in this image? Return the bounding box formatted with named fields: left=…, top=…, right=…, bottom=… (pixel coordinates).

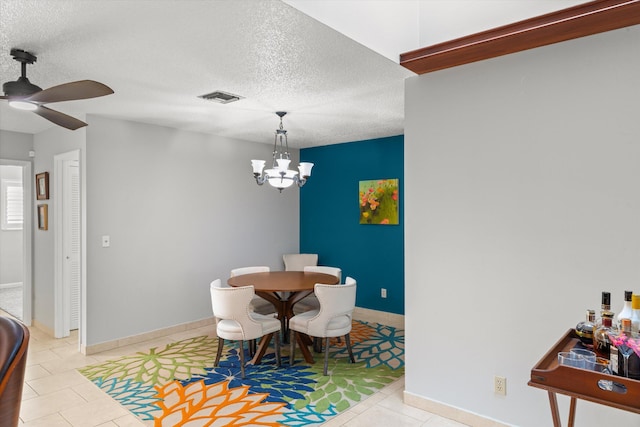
left=0, top=159, right=32, bottom=325
left=53, top=149, right=84, bottom=344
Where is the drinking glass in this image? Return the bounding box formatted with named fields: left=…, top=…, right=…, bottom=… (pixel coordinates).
left=619, top=343, right=634, bottom=377
left=558, top=351, right=585, bottom=368
left=570, top=348, right=596, bottom=363
left=585, top=358, right=611, bottom=374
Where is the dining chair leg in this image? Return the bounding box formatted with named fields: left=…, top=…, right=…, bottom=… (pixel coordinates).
left=274, top=331, right=281, bottom=367
left=239, top=340, right=246, bottom=379
left=215, top=337, right=224, bottom=367
left=345, top=334, right=355, bottom=363
left=323, top=337, right=330, bottom=375
left=289, top=330, right=296, bottom=366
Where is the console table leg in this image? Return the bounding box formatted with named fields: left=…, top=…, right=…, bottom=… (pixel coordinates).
left=548, top=391, right=562, bottom=427
left=567, top=397, right=576, bottom=427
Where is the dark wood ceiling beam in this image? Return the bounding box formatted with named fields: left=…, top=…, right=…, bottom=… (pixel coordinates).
left=400, top=0, right=640, bottom=75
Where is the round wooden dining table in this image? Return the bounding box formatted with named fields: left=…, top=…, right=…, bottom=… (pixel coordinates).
left=227, top=271, right=339, bottom=364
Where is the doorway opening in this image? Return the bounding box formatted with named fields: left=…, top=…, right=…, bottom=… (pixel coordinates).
left=0, top=160, right=33, bottom=325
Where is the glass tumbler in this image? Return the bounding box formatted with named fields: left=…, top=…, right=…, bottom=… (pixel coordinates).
left=558, top=351, right=586, bottom=368
left=570, top=348, right=597, bottom=363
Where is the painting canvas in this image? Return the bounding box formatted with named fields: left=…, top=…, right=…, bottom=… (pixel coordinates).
left=359, top=179, right=399, bottom=225
left=37, top=204, right=48, bottom=230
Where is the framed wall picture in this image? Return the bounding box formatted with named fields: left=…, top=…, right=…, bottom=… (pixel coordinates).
left=359, top=178, right=399, bottom=225
left=36, top=172, right=49, bottom=200
left=37, top=204, right=48, bottom=230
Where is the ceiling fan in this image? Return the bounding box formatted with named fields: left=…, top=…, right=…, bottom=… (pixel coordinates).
left=1, top=48, right=114, bottom=130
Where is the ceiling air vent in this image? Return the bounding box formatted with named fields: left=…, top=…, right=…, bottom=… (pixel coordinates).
left=198, top=90, right=243, bottom=104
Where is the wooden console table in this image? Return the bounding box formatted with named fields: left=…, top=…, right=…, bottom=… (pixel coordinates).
left=529, top=329, right=640, bottom=426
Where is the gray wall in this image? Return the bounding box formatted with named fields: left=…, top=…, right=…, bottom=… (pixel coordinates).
left=85, top=116, right=299, bottom=345
left=33, top=126, right=86, bottom=329
left=405, top=25, right=640, bottom=427
left=0, top=130, right=33, bottom=160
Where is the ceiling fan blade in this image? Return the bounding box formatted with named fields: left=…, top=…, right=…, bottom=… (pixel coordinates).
left=34, top=106, right=88, bottom=130
left=0, top=96, right=8, bottom=99
left=27, top=80, right=114, bottom=104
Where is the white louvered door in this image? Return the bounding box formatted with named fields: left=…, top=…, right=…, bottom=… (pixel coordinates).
left=63, top=160, right=80, bottom=330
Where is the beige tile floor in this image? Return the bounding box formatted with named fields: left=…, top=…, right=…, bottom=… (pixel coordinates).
left=6, top=311, right=468, bottom=427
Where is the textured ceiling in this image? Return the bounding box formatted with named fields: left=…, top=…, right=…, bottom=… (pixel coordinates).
left=0, top=0, right=414, bottom=147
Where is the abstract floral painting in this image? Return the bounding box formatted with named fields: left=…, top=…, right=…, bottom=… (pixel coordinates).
left=78, top=320, right=404, bottom=426
left=359, top=179, right=399, bottom=225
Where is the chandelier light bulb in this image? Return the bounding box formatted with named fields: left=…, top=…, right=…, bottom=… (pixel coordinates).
left=276, top=158, right=291, bottom=172
left=251, top=159, right=266, bottom=175
left=299, top=162, right=314, bottom=178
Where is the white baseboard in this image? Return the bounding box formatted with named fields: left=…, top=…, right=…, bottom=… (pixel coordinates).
left=83, top=317, right=215, bottom=355
left=403, top=391, right=511, bottom=427
left=353, top=306, right=404, bottom=329
left=81, top=307, right=404, bottom=355
left=32, top=319, right=54, bottom=337
left=0, top=282, right=22, bottom=289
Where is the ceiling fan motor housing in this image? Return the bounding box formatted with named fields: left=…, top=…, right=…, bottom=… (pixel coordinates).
left=3, top=77, right=42, bottom=98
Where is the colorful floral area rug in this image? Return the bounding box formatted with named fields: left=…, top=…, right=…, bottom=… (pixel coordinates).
left=78, top=320, right=404, bottom=426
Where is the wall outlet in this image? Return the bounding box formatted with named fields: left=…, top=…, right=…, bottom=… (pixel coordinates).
left=381, top=288, right=387, bottom=298
left=494, top=376, right=507, bottom=396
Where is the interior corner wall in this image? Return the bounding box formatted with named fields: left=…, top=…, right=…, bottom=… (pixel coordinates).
left=84, top=116, right=299, bottom=346
left=32, top=126, right=86, bottom=331
left=404, top=25, right=640, bottom=426
left=300, top=136, right=404, bottom=314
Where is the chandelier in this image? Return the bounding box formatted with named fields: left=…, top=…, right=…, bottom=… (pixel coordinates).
left=251, top=111, right=314, bottom=192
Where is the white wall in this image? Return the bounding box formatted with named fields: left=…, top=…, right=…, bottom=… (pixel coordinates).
left=417, top=0, right=585, bottom=47
left=405, top=25, right=640, bottom=427
left=284, top=0, right=420, bottom=62
left=284, top=1, right=586, bottom=64
left=84, top=116, right=300, bottom=346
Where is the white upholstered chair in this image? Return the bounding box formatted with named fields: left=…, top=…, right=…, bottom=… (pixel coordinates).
left=288, top=277, right=356, bottom=375
left=230, top=266, right=270, bottom=277
left=303, top=265, right=342, bottom=282
left=294, top=266, right=343, bottom=314
left=283, top=253, right=318, bottom=271
left=230, top=266, right=276, bottom=316
left=210, top=279, right=281, bottom=378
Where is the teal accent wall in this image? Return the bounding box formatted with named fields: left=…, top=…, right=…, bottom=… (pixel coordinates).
left=300, top=135, right=404, bottom=314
